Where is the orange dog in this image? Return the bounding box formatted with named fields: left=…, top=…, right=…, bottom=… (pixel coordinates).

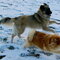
left=24, top=30, right=60, bottom=54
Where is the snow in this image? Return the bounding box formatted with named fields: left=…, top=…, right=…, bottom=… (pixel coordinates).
left=0, top=0, right=60, bottom=60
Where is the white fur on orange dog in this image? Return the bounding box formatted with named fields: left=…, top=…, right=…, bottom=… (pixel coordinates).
left=24, top=30, right=60, bottom=54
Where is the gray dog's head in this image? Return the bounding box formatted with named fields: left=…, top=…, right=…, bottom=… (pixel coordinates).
left=38, top=3, right=52, bottom=19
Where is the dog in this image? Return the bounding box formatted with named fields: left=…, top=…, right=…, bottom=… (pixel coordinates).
left=0, top=3, right=59, bottom=43
left=24, top=30, right=60, bottom=54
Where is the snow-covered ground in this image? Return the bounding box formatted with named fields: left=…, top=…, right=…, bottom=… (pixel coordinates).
left=0, top=0, right=60, bottom=60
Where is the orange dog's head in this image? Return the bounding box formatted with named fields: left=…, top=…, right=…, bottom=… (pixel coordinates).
left=24, top=30, right=60, bottom=54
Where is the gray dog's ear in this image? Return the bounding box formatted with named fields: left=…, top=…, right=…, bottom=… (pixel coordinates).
left=43, top=3, right=49, bottom=7
left=40, top=5, right=45, bottom=11
left=44, top=3, right=47, bottom=5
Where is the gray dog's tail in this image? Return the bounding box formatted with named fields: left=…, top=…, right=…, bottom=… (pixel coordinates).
left=0, top=17, right=11, bottom=24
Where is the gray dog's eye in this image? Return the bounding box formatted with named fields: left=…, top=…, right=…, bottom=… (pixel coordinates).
left=45, top=8, right=50, bottom=11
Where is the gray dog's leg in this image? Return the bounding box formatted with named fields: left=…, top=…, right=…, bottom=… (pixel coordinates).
left=43, top=26, right=55, bottom=33
left=11, top=34, right=16, bottom=43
